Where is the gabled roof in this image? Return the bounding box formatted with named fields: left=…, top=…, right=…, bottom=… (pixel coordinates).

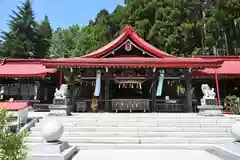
left=82, top=25, right=174, bottom=58
left=192, top=56, right=240, bottom=76
left=193, top=60, right=240, bottom=76
left=0, top=59, right=57, bottom=78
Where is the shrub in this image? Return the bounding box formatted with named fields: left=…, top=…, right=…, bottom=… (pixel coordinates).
left=224, top=95, right=240, bottom=114
left=0, top=108, right=28, bottom=160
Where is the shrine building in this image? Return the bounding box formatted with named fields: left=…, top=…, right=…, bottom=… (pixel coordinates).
left=0, top=25, right=240, bottom=113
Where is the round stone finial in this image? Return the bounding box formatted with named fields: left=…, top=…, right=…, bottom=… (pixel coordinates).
left=231, top=122, right=240, bottom=141
left=41, top=120, right=64, bottom=142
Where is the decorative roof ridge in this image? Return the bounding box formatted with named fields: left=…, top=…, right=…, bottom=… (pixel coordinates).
left=1, top=57, right=7, bottom=66
left=0, top=58, right=44, bottom=65
left=81, top=25, right=172, bottom=58
left=121, top=25, right=135, bottom=34
left=193, top=56, right=240, bottom=60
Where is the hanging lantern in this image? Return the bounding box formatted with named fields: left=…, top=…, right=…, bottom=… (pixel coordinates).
left=125, top=41, right=132, bottom=52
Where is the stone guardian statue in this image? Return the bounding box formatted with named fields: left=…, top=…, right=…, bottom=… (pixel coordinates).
left=54, top=84, right=68, bottom=99
left=198, top=84, right=223, bottom=116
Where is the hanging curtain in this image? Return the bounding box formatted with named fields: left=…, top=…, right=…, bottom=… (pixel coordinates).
left=94, top=70, right=101, bottom=96
left=156, top=70, right=164, bottom=96
left=34, top=82, right=40, bottom=100
left=91, top=95, right=98, bottom=112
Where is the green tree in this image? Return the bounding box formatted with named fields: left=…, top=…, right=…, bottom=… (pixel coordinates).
left=49, top=23, right=110, bottom=57
left=198, top=0, right=240, bottom=55
left=0, top=40, right=7, bottom=57
left=34, top=15, right=53, bottom=58
left=48, top=0, right=240, bottom=57
left=0, top=109, right=27, bottom=160
left=49, top=25, right=82, bottom=58
left=113, top=0, right=204, bottom=56
left=1, top=0, right=36, bottom=58
left=0, top=0, right=52, bottom=58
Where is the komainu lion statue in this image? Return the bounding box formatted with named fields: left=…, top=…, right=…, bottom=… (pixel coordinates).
left=201, top=84, right=216, bottom=105
left=201, top=84, right=216, bottom=99
left=54, top=84, right=68, bottom=99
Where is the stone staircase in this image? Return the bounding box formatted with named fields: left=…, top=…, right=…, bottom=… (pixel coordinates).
left=25, top=113, right=239, bottom=150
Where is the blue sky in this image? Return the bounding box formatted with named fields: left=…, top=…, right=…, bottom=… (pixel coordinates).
left=0, top=0, right=124, bottom=31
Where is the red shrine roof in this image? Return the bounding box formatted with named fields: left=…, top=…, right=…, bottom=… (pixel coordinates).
left=81, top=25, right=174, bottom=58
left=193, top=56, right=240, bottom=60
left=42, top=25, right=224, bottom=68
left=43, top=57, right=223, bottom=68
left=0, top=101, right=28, bottom=111
left=0, top=59, right=57, bottom=78
left=193, top=56, right=240, bottom=76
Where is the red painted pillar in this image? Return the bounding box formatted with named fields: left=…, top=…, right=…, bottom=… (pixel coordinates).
left=215, top=69, right=220, bottom=105
left=60, top=68, right=63, bottom=87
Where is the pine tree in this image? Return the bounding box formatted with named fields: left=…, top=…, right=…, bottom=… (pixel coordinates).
left=0, top=40, right=6, bottom=57
left=0, top=0, right=52, bottom=58
left=34, top=15, right=53, bottom=58
left=1, top=0, right=36, bottom=58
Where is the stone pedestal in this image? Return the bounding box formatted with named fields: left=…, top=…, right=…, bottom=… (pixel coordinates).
left=49, top=98, right=71, bottom=116
left=27, top=141, right=77, bottom=160
left=219, top=141, right=240, bottom=157
left=53, top=98, right=69, bottom=106
left=197, top=105, right=223, bottom=116
left=214, top=123, right=240, bottom=158
left=28, top=120, right=77, bottom=160
left=198, top=98, right=223, bottom=116
left=231, top=122, right=240, bottom=141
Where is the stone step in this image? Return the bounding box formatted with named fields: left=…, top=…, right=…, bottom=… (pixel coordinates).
left=25, top=137, right=233, bottom=144
left=27, top=114, right=239, bottom=150
left=39, top=116, right=236, bottom=122
left=25, top=143, right=219, bottom=150
left=39, top=120, right=236, bottom=126
left=39, top=117, right=236, bottom=122
left=29, top=131, right=232, bottom=138
left=51, top=113, right=234, bottom=118
left=35, top=122, right=233, bottom=127
left=30, top=126, right=231, bottom=132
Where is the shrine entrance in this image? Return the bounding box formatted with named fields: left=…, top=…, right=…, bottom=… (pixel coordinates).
left=109, top=69, right=152, bottom=112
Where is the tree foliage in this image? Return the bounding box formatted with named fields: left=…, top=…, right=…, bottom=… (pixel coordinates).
left=34, top=15, right=53, bottom=58
left=49, top=23, right=109, bottom=57
left=0, top=109, right=27, bottom=160
left=49, top=25, right=82, bottom=58
left=0, top=0, right=52, bottom=58
left=50, top=0, right=240, bottom=57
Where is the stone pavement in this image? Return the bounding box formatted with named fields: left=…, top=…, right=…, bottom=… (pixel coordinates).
left=72, top=149, right=221, bottom=160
